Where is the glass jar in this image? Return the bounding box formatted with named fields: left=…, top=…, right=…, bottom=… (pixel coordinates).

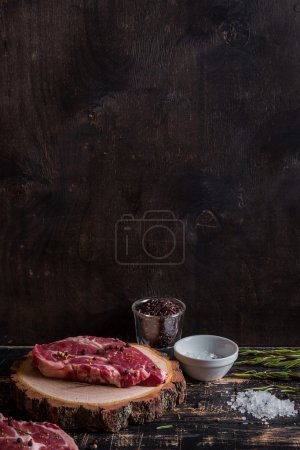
left=132, top=297, right=186, bottom=355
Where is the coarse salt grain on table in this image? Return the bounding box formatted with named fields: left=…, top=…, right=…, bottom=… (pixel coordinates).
left=228, top=389, right=298, bottom=423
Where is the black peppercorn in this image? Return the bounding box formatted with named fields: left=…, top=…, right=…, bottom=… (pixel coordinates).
left=28, top=439, right=33, bottom=447
left=135, top=297, right=184, bottom=348
left=17, top=437, right=22, bottom=443
left=80, top=349, right=86, bottom=355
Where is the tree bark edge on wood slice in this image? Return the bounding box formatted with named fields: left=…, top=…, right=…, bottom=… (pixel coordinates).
left=10, top=345, right=186, bottom=432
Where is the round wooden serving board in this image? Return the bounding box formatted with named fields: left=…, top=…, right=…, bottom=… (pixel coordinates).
left=11, top=345, right=186, bottom=432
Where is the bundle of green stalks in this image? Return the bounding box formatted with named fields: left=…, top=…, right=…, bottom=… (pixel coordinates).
left=232, top=348, right=300, bottom=394
left=251, top=385, right=300, bottom=395
left=231, top=369, right=300, bottom=381
left=235, top=348, right=300, bottom=370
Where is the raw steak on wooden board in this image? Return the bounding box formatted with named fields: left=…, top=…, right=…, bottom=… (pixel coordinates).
left=32, top=336, right=166, bottom=387
left=11, top=345, right=186, bottom=432
left=0, top=413, right=78, bottom=449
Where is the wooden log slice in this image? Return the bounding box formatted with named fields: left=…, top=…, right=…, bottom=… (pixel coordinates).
left=10, top=345, right=186, bottom=432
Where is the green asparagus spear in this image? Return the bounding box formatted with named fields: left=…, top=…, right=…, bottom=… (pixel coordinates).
left=236, top=349, right=300, bottom=370
left=250, top=385, right=300, bottom=395
left=232, top=370, right=300, bottom=381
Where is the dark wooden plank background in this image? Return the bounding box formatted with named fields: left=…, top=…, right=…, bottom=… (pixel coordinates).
left=0, top=0, right=300, bottom=346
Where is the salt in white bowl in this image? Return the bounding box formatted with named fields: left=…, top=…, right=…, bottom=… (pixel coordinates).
left=174, top=335, right=239, bottom=381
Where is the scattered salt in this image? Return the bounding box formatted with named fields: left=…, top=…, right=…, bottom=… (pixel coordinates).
left=229, top=389, right=297, bottom=422
left=184, top=350, right=219, bottom=360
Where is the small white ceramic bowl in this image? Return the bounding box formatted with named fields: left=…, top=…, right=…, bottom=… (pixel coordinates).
left=174, top=335, right=239, bottom=381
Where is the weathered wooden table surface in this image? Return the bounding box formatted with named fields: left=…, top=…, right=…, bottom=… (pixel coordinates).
left=1, top=347, right=300, bottom=449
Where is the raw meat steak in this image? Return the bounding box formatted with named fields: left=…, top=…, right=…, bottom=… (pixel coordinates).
left=32, top=336, right=166, bottom=387
left=0, top=413, right=78, bottom=449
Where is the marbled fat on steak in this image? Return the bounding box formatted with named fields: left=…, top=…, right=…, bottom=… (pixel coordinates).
left=32, top=336, right=166, bottom=387
left=0, top=414, right=78, bottom=449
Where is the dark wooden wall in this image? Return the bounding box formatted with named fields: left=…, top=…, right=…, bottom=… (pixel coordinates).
left=0, top=0, right=299, bottom=346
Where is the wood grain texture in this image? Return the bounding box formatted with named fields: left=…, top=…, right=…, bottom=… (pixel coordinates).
left=0, top=1, right=300, bottom=346
left=3, top=347, right=300, bottom=449
left=10, top=346, right=186, bottom=432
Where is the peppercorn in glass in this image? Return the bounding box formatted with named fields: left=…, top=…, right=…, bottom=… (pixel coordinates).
left=132, top=297, right=185, bottom=356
